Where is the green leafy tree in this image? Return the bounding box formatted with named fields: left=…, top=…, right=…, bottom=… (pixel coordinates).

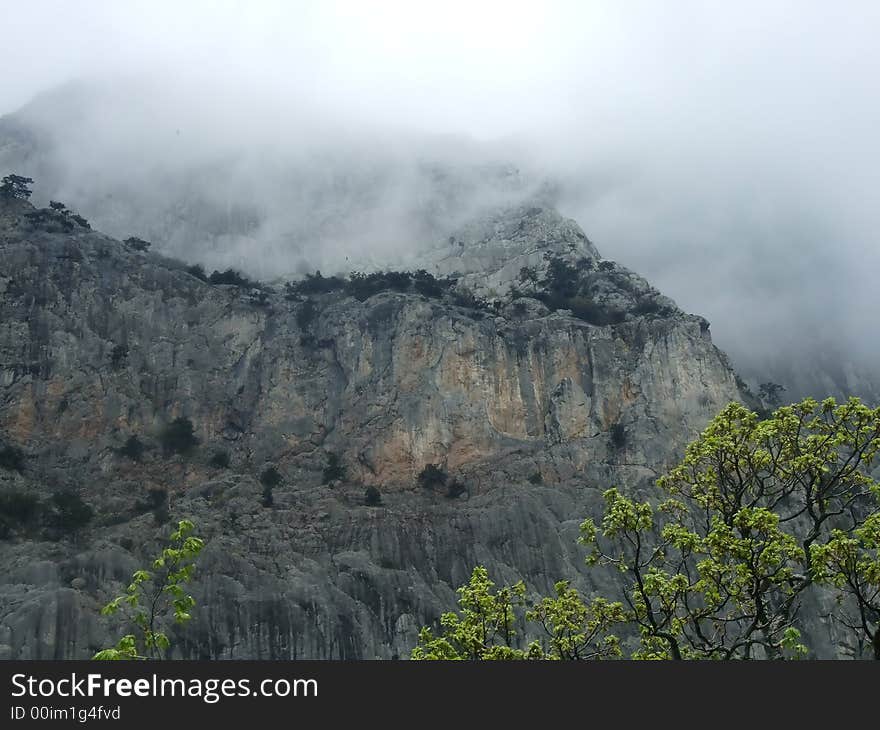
left=812, top=512, right=880, bottom=658
left=415, top=396, right=880, bottom=660
left=412, top=567, right=540, bottom=660
left=411, top=567, right=624, bottom=660
left=94, top=520, right=204, bottom=660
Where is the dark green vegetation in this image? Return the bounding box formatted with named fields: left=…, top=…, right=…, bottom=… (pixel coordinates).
left=364, top=485, right=382, bottom=506
left=260, top=467, right=282, bottom=507
left=515, top=255, right=674, bottom=327
left=0, top=173, right=33, bottom=199
left=159, top=417, right=199, bottom=456
left=209, top=450, right=230, bottom=469
left=118, top=435, right=145, bottom=462
left=413, top=397, right=880, bottom=660
left=0, top=442, right=26, bottom=472
left=284, top=268, right=457, bottom=303
left=0, top=489, right=94, bottom=540
left=322, top=453, right=346, bottom=484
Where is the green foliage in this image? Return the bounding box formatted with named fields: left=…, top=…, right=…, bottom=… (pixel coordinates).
left=208, top=268, right=255, bottom=288
left=416, top=396, right=880, bottom=660
left=208, top=450, right=230, bottom=469
left=260, top=467, right=281, bottom=507
left=411, top=567, right=624, bottom=660
left=580, top=397, right=880, bottom=659
left=445, top=479, right=468, bottom=499
left=110, top=344, right=128, bottom=369
left=609, top=422, right=627, bottom=450
left=0, top=490, right=41, bottom=538
left=411, top=567, right=538, bottom=660
left=528, top=471, right=543, bottom=485
left=159, top=417, right=199, bottom=456
left=417, top=464, right=447, bottom=491
left=532, top=255, right=626, bottom=326
left=94, top=520, right=204, bottom=660
left=758, top=381, right=786, bottom=408
left=347, top=271, right=412, bottom=301
left=0, top=442, right=26, bottom=472
left=118, top=435, right=144, bottom=462
left=0, top=174, right=33, bottom=200
left=322, top=453, right=346, bottom=484
left=364, top=485, right=382, bottom=506
left=46, top=491, right=93, bottom=536
left=185, top=264, right=208, bottom=282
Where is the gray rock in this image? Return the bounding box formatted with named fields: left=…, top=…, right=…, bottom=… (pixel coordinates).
left=3, top=196, right=803, bottom=660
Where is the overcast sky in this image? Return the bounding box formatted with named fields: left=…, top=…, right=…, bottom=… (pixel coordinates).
left=2, top=1, right=879, bottom=390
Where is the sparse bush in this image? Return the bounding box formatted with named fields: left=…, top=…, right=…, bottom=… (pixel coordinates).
left=186, top=264, right=208, bottom=282
left=610, top=422, right=627, bottom=450
left=293, top=271, right=347, bottom=295
left=412, top=270, right=449, bottom=299
left=208, top=268, right=255, bottom=288
left=418, top=464, right=447, bottom=491
left=445, top=479, right=467, bottom=499
left=598, top=260, right=615, bottom=271
left=0, top=443, right=25, bottom=472
left=758, top=382, right=786, bottom=408
left=0, top=490, right=40, bottom=524
left=633, top=299, right=661, bottom=316
left=528, top=471, right=543, bottom=485
left=118, top=435, right=145, bottom=462
left=346, top=271, right=412, bottom=301
left=135, top=488, right=169, bottom=523
left=46, top=491, right=93, bottom=535
left=322, top=453, right=346, bottom=484
left=260, top=466, right=282, bottom=489
left=259, top=468, right=280, bottom=508
left=159, top=417, right=199, bottom=456
left=0, top=489, right=40, bottom=539
left=209, top=450, right=230, bottom=469
left=567, top=297, right=626, bottom=326
left=110, top=344, right=128, bottom=369
left=364, top=485, right=382, bottom=506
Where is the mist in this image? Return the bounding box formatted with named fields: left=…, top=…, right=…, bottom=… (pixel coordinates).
left=1, top=1, right=878, bottom=397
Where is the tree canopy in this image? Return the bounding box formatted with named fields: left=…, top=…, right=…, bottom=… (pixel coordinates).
left=0, top=174, right=34, bottom=200
left=412, top=397, right=880, bottom=659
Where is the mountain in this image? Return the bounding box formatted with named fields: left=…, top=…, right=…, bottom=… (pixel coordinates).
left=3, top=81, right=876, bottom=404
left=2, top=192, right=816, bottom=659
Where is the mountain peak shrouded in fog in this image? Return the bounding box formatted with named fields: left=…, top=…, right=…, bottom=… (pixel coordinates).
left=1, top=2, right=879, bottom=399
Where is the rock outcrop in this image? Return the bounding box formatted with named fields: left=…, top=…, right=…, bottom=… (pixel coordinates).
left=0, top=195, right=780, bottom=659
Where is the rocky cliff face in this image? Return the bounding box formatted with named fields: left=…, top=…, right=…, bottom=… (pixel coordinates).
left=0, top=195, right=777, bottom=659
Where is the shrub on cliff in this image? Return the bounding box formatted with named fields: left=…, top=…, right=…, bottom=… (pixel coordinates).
left=418, top=464, right=447, bottom=491
left=0, top=443, right=25, bottom=472
left=159, top=417, right=199, bottom=456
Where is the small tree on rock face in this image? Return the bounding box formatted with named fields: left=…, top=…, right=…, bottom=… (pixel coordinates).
left=260, top=467, right=281, bottom=507
left=159, top=417, right=199, bottom=456
left=0, top=174, right=33, bottom=200
left=364, top=485, right=382, bottom=506
left=417, top=464, right=447, bottom=491
left=758, top=382, right=786, bottom=408
left=47, top=491, right=93, bottom=537
left=94, top=520, right=204, bottom=660
left=322, top=453, right=346, bottom=484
